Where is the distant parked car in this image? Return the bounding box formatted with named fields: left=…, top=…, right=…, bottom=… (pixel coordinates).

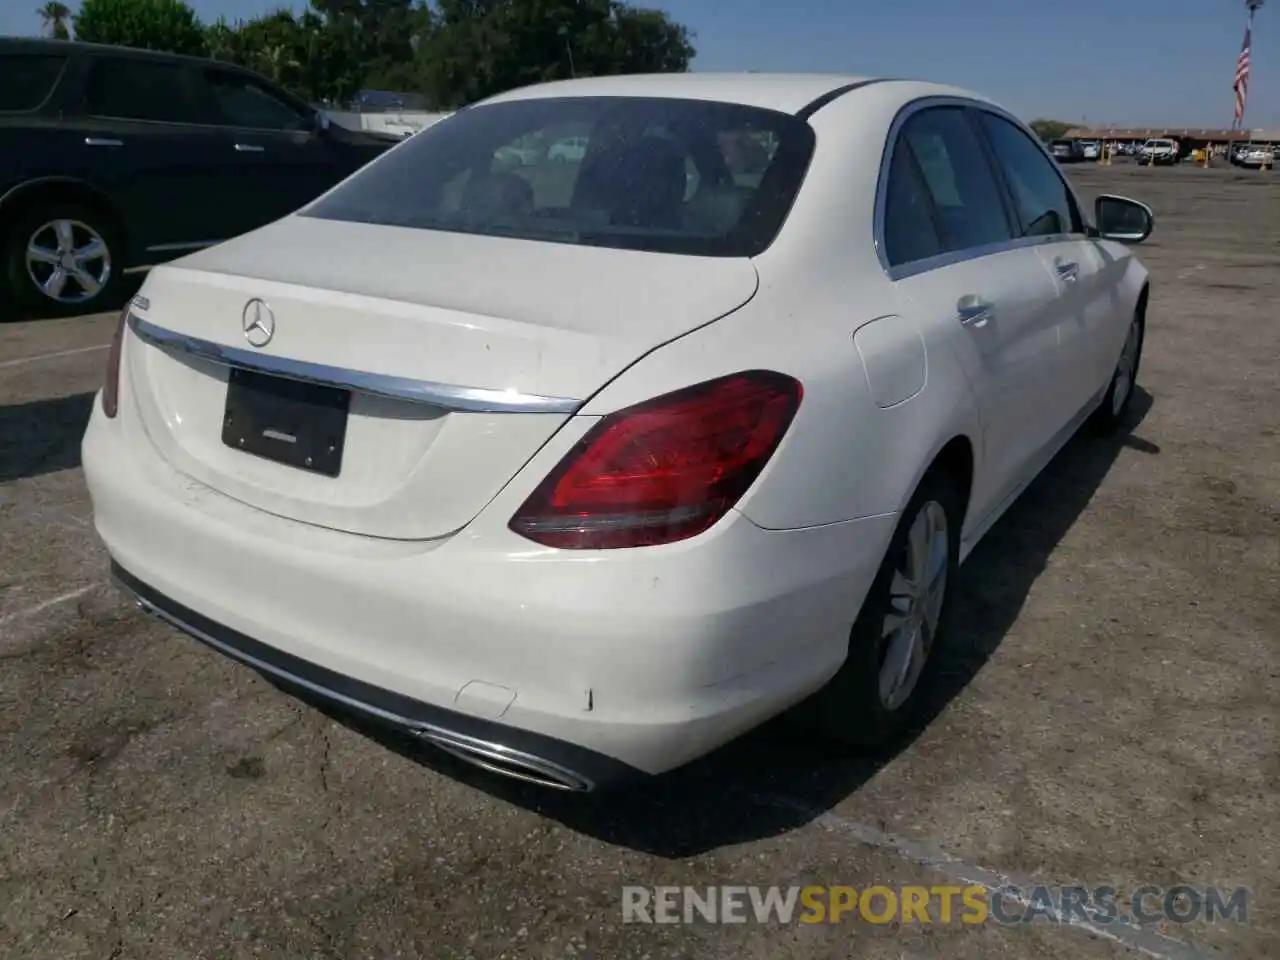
left=1234, top=144, right=1275, bottom=168
left=0, top=38, right=396, bottom=315
left=1138, top=138, right=1179, bottom=166
left=546, top=135, right=588, bottom=163
left=493, top=135, right=545, bottom=167
left=1079, top=140, right=1100, bottom=161
left=1049, top=138, right=1084, bottom=163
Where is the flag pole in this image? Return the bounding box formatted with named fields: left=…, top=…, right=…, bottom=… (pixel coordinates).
left=1236, top=0, right=1264, bottom=134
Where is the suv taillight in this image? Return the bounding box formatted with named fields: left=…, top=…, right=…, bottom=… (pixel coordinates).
left=509, top=371, right=802, bottom=549
left=101, top=307, right=127, bottom=419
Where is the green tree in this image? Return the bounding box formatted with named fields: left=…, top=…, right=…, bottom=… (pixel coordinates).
left=37, top=1, right=72, bottom=39
left=73, top=0, right=207, bottom=55
left=205, top=16, right=249, bottom=63
left=416, top=0, right=695, bottom=109
left=308, top=0, right=424, bottom=96
left=1029, top=119, right=1073, bottom=143
left=233, top=10, right=305, bottom=84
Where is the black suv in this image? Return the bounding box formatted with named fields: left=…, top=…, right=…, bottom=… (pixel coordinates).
left=0, top=38, right=398, bottom=315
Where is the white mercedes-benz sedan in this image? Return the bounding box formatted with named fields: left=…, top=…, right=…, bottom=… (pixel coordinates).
left=83, top=73, right=1154, bottom=792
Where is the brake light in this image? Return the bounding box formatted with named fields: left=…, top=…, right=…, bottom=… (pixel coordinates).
left=101, top=307, right=127, bottom=419
left=509, top=371, right=802, bottom=549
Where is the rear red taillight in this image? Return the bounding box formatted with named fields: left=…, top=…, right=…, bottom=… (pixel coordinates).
left=509, top=371, right=803, bottom=549
left=101, top=307, right=127, bottom=419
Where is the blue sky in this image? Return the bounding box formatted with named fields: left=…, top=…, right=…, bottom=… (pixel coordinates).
left=6, top=0, right=1275, bottom=127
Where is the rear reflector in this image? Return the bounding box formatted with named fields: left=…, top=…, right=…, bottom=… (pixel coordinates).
left=509, top=371, right=802, bottom=549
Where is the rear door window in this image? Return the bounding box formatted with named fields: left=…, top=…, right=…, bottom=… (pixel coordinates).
left=197, top=68, right=311, bottom=131
left=897, top=106, right=1013, bottom=253
left=881, top=138, right=944, bottom=268
left=83, top=57, right=198, bottom=124
left=0, top=53, right=68, bottom=112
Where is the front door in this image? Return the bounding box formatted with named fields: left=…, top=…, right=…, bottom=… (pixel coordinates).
left=191, top=65, right=341, bottom=236
left=973, top=109, right=1114, bottom=422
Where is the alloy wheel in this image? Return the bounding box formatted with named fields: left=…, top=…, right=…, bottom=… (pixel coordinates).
left=24, top=218, right=113, bottom=306
left=878, top=499, right=949, bottom=711
left=1112, top=317, right=1141, bottom=417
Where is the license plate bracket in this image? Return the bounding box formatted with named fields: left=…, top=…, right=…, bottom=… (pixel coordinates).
left=222, top=368, right=350, bottom=477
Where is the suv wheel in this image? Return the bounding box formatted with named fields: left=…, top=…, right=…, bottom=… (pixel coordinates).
left=4, top=200, right=124, bottom=317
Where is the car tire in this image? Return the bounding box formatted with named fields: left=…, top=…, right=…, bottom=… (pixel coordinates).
left=1090, top=308, right=1145, bottom=433
left=3, top=199, right=125, bottom=318
left=798, top=468, right=964, bottom=750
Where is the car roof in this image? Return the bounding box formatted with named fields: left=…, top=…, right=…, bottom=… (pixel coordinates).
left=0, top=35, right=221, bottom=68
left=477, top=72, right=999, bottom=118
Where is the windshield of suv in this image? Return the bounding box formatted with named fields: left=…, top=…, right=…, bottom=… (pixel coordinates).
left=302, top=96, right=816, bottom=258
left=1144, top=139, right=1174, bottom=148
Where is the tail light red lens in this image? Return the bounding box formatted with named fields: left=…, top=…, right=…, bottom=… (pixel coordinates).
left=101, top=307, right=127, bottom=419
left=509, top=371, right=803, bottom=549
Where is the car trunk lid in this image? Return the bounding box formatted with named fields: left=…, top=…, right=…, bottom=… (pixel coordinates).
left=123, top=215, right=759, bottom=540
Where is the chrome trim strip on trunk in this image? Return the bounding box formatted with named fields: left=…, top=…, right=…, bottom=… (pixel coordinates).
left=126, top=312, right=583, bottom=415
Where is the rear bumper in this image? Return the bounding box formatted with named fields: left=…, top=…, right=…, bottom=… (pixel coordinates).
left=84, top=389, right=895, bottom=787
left=112, top=561, right=636, bottom=791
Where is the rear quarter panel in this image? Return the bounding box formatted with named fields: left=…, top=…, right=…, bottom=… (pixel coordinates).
left=581, top=84, right=984, bottom=532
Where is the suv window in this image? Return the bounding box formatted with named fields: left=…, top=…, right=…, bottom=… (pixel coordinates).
left=882, top=138, right=944, bottom=267
left=0, top=53, right=67, bottom=112
left=84, top=57, right=195, bottom=123
left=976, top=112, right=1080, bottom=237
left=898, top=107, right=1012, bottom=253
left=199, top=69, right=310, bottom=131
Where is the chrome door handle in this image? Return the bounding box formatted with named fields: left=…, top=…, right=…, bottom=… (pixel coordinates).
left=1056, top=260, right=1080, bottom=281
left=957, top=296, right=994, bottom=328
left=234, top=143, right=265, bottom=153
left=84, top=137, right=123, bottom=147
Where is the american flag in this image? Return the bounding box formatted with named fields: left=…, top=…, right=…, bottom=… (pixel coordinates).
left=1234, top=25, right=1252, bottom=128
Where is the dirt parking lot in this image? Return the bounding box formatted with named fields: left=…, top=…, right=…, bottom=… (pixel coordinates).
left=1, top=162, right=1277, bottom=960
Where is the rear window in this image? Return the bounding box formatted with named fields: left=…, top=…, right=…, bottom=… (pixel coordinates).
left=0, top=53, right=67, bottom=112
left=302, top=96, right=816, bottom=257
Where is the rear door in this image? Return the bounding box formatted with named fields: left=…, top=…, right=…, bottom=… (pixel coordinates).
left=63, top=54, right=238, bottom=258
left=974, top=109, right=1115, bottom=419
left=191, top=65, right=343, bottom=235
left=882, top=105, right=1066, bottom=527
left=0, top=47, right=75, bottom=193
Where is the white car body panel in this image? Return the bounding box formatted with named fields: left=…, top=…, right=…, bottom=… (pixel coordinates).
left=82, top=73, right=1151, bottom=787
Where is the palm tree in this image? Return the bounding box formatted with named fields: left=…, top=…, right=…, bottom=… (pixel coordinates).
left=37, top=1, right=71, bottom=40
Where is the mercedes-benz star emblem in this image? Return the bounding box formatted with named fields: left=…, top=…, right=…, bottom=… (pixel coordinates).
left=242, top=298, right=275, bottom=348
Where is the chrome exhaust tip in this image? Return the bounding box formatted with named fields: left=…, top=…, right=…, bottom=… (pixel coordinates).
left=417, top=730, right=594, bottom=792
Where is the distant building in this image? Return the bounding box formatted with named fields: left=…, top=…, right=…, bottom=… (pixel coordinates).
left=348, top=89, right=429, bottom=112
left=1067, top=126, right=1277, bottom=144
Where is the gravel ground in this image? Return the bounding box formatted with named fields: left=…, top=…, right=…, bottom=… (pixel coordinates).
left=0, top=162, right=1277, bottom=960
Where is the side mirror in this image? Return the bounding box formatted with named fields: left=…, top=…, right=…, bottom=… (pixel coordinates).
left=1095, top=194, right=1154, bottom=244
